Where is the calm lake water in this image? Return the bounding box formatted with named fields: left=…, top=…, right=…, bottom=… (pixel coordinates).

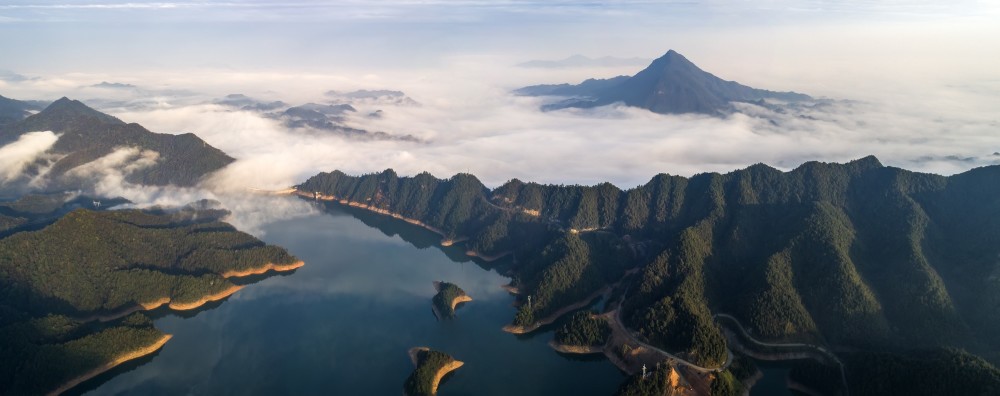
left=77, top=201, right=625, bottom=395
left=749, top=360, right=801, bottom=396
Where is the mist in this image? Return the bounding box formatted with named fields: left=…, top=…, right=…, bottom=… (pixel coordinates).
left=1, top=1, right=998, bottom=235
left=0, top=131, right=59, bottom=186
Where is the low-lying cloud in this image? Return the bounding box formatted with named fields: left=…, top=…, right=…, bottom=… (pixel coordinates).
left=0, top=131, right=59, bottom=186
left=1, top=50, right=998, bottom=235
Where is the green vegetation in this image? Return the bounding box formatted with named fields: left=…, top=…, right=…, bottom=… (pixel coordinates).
left=554, top=311, right=611, bottom=347
left=0, top=313, right=164, bottom=395
left=0, top=207, right=299, bottom=394
left=612, top=363, right=676, bottom=396
left=431, top=282, right=467, bottom=319
left=844, top=348, right=1000, bottom=396
left=404, top=349, right=459, bottom=396
left=710, top=355, right=755, bottom=396
left=303, top=157, right=1000, bottom=389
left=0, top=98, right=233, bottom=187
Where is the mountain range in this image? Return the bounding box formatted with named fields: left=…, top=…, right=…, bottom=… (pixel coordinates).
left=0, top=97, right=233, bottom=188
left=299, top=157, right=1000, bottom=394
left=516, top=50, right=811, bottom=116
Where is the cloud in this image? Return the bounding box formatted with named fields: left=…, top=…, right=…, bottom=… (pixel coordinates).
left=0, top=131, right=59, bottom=185
left=51, top=145, right=315, bottom=236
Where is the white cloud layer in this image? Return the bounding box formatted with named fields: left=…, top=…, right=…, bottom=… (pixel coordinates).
left=0, top=131, right=59, bottom=185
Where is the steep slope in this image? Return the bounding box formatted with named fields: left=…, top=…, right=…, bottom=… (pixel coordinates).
left=0, top=97, right=234, bottom=187
left=516, top=50, right=810, bottom=116
left=299, top=157, right=1000, bottom=390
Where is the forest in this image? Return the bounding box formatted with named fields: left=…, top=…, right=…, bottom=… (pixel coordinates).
left=301, top=156, right=1000, bottom=392
left=0, top=98, right=233, bottom=187
left=554, top=311, right=611, bottom=347
left=404, top=349, right=459, bottom=396
left=432, top=282, right=467, bottom=319
left=0, top=204, right=299, bottom=394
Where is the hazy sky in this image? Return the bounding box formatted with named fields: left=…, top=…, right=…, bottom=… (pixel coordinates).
left=1, top=0, right=999, bottom=197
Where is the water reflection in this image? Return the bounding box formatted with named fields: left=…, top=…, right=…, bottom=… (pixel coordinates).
left=83, top=199, right=623, bottom=395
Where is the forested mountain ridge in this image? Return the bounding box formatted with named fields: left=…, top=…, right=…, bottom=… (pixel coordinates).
left=298, top=157, right=1000, bottom=389
left=0, top=97, right=234, bottom=187
left=0, top=207, right=301, bottom=394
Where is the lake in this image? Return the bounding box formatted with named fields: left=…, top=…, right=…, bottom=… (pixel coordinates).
left=75, top=200, right=625, bottom=395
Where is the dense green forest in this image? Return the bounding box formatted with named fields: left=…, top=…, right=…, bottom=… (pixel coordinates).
left=554, top=311, right=611, bottom=347
left=404, top=349, right=459, bottom=396
left=432, top=282, right=467, bottom=319
left=843, top=348, right=1000, bottom=396
left=0, top=206, right=299, bottom=394
left=302, top=156, right=1000, bottom=392
left=0, top=97, right=233, bottom=187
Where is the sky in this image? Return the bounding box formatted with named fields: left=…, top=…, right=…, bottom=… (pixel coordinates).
left=1, top=1, right=1000, bottom=231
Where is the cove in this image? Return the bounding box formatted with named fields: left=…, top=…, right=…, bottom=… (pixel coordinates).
left=76, top=200, right=624, bottom=395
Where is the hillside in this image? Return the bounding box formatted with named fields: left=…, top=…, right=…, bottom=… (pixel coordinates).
left=0, top=97, right=234, bottom=187
left=515, top=50, right=810, bottom=116
left=299, top=157, right=1000, bottom=391
left=0, top=94, right=46, bottom=127
left=0, top=207, right=301, bottom=394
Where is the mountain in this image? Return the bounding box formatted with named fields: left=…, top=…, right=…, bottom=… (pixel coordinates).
left=325, top=89, right=420, bottom=106
left=215, top=93, right=287, bottom=112
left=0, top=95, right=46, bottom=127
left=0, top=97, right=234, bottom=187
left=516, top=50, right=811, bottom=116
left=299, top=157, right=1000, bottom=393
left=517, top=54, right=650, bottom=69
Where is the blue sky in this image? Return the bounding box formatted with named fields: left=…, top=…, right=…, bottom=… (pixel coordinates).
left=0, top=1, right=998, bottom=191
left=2, top=1, right=996, bottom=74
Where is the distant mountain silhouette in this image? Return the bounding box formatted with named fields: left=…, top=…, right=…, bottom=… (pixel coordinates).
left=0, top=97, right=233, bottom=187
left=516, top=50, right=810, bottom=116
left=0, top=95, right=47, bottom=126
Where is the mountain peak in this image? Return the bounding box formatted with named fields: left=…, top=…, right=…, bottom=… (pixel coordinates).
left=37, top=97, right=123, bottom=125
left=516, top=48, right=812, bottom=116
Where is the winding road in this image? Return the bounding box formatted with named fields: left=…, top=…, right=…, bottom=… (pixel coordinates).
left=611, top=286, right=733, bottom=374
left=713, top=313, right=849, bottom=396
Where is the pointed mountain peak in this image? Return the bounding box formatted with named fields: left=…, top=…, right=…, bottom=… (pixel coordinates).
left=37, top=97, right=123, bottom=124
left=649, top=49, right=697, bottom=69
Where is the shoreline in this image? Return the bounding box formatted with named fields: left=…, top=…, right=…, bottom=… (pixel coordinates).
left=502, top=285, right=610, bottom=334
left=300, top=191, right=453, bottom=243
left=547, top=340, right=604, bottom=355
left=47, top=334, right=173, bottom=396
left=221, top=260, right=305, bottom=278
left=406, top=347, right=464, bottom=396
left=168, top=285, right=244, bottom=310
left=298, top=191, right=508, bottom=262
left=74, top=260, right=302, bottom=323
left=431, top=281, right=472, bottom=319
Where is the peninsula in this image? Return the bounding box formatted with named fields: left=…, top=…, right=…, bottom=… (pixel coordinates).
left=0, top=207, right=302, bottom=395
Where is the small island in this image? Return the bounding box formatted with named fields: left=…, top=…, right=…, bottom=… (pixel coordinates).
left=431, top=281, right=472, bottom=319
left=404, top=347, right=464, bottom=396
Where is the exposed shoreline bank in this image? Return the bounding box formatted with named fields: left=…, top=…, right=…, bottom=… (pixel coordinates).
left=502, top=283, right=612, bottom=334
left=295, top=191, right=507, bottom=262
left=221, top=260, right=305, bottom=278
left=75, top=260, right=303, bottom=324
left=406, top=347, right=464, bottom=396
left=47, top=334, right=173, bottom=396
